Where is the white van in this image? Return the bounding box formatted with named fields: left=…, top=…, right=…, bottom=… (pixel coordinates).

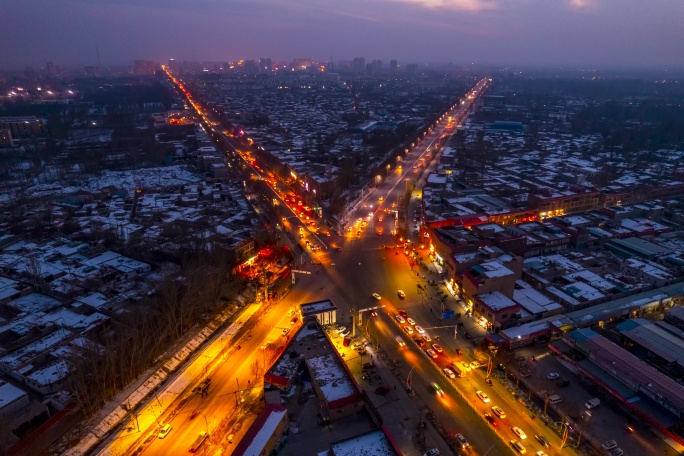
left=585, top=398, right=600, bottom=409
left=549, top=394, right=562, bottom=404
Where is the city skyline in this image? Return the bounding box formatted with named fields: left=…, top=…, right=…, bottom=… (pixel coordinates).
left=1, top=0, right=684, bottom=70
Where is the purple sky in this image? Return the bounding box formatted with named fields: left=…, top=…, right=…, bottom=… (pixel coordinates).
left=1, top=0, right=683, bottom=69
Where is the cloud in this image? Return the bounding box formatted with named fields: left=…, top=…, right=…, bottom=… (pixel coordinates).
left=390, top=0, right=498, bottom=12
left=567, top=0, right=598, bottom=11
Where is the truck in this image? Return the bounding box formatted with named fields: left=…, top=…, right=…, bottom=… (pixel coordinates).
left=451, top=362, right=465, bottom=377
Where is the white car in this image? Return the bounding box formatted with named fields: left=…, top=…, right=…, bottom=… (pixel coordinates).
left=536, top=452, right=548, bottom=456
left=423, top=332, right=432, bottom=342
left=158, top=424, right=172, bottom=439
left=470, top=361, right=481, bottom=369
left=512, top=427, right=527, bottom=440
left=404, top=326, right=414, bottom=335
left=510, top=440, right=526, bottom=454
left=455, top=433, right=469, bottom=448
left=476, top=391, right=490, bottom=403
left=372, top=293, right=381, bottom=300
left=546, top=372, right=559, bottom=380
left=426, top=348, right=438, bottom=358
left=395, top=315, right=406, bottom=324
left=415, top=325, right=425, bottom=334
left=443, top=368, right=455, bottom=379
left=492, top=406, right=506, bottom=418
left=407, top=317, right=416, bottom=325
left=398, top=290, right=406, bottom=298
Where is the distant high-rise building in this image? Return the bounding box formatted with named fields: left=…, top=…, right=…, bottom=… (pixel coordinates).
left=46, top=61, right=54, bottom=76
left=292, top=58, right=313, bottom=70
left=390, top=59, right=398, bottom=71
left=406, top=63, right=419, bottom=73
left=133, top=60, right=157, bottom=75
left=352, top=57, right=365, bottom=74
left=259, top=58, right=272, bottom=73
left=372, top=59, right=382, bottom=70
left=23, top=67, right=35, bottom=81
left=243, top=60, right=259, bottom=73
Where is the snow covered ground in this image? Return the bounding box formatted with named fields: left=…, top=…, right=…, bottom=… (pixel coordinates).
left=26, top=165, right=202, bottom=197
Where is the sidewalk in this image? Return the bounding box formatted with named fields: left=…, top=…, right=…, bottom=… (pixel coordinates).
left=346, top=343, right=453, bottom=456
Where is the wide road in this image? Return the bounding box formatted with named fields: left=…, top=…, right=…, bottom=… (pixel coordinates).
left=134, top=73, right=573, bottom=456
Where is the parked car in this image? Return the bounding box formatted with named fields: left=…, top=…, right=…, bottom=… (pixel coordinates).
left=546, top=372, right=559, bottom=380
left=601, top=440, right=618, bottom=451
left=558, top=379, right=570, bottom=387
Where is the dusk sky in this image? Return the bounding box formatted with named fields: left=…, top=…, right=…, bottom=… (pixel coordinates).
left=1, top=0, right=683, bottom=69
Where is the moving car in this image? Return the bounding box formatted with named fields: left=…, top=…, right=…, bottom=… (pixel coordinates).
left=415, top=325, right=425, bottom=334
left=546, top=372, right=559, bottom=380
left=509, top=440, right=526, bottom=454
left=455, top=433, right=469, bottom=448
left=158, top=424, right=172, bottom=439
left=395, top=315, right=406, bottom=324
left=461, top=361, right=472, bottom=372
left=432, top=382, right=444, bottom=397
left=395, top=336, right=406, bottom=347
left=281, top=328, right=290, bottom=336
left=426, top=348, right=438, bottom=359
left=403, top=326, right=414, bottom=335
left=190, top=431, right=208, bottom=453
left=443, top=368, right=456, bottom=379
left=423, top=449, right=440, bottom=456
left=407, top=317, right=416, bottom=325
left=536, top=452, right=548, bottom=456
left=290, top=317, right=298, bottom=325
left=470, top=361, right=481, bottom=369
left=484, top=413, right=499, bottom=426
left=492, top=406, right=506, bottom=418
left=399, top=310, right=408, bottom=318
left=512, top=427, right=527, bottom=440
left=423, top=332, right=432, bottom=342
left=372, top=293, right=381, bottom=300
left=431, top=343, right=443, bottom=353
left=476, top=391, right=490, bottom=403
left=535, top=435, right=550, bottom=448
left=414, top=337, right=426, bottom=346
left=398, top=290, right=406, bottom=298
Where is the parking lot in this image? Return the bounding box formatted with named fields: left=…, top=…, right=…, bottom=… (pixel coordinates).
left=513, top=344, right=682, bottom=456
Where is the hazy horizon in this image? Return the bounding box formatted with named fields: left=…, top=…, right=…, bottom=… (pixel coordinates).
left=1, top=0, right=683, bottom=70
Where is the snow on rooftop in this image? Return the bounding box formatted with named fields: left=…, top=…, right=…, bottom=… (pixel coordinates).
left=478, top=291, right=518, bottom=311
left=240, top=406, right=287, bottom=456
left=306, top=353, right=355, bottom=402
left=330, top=429, right=397, bottom=456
